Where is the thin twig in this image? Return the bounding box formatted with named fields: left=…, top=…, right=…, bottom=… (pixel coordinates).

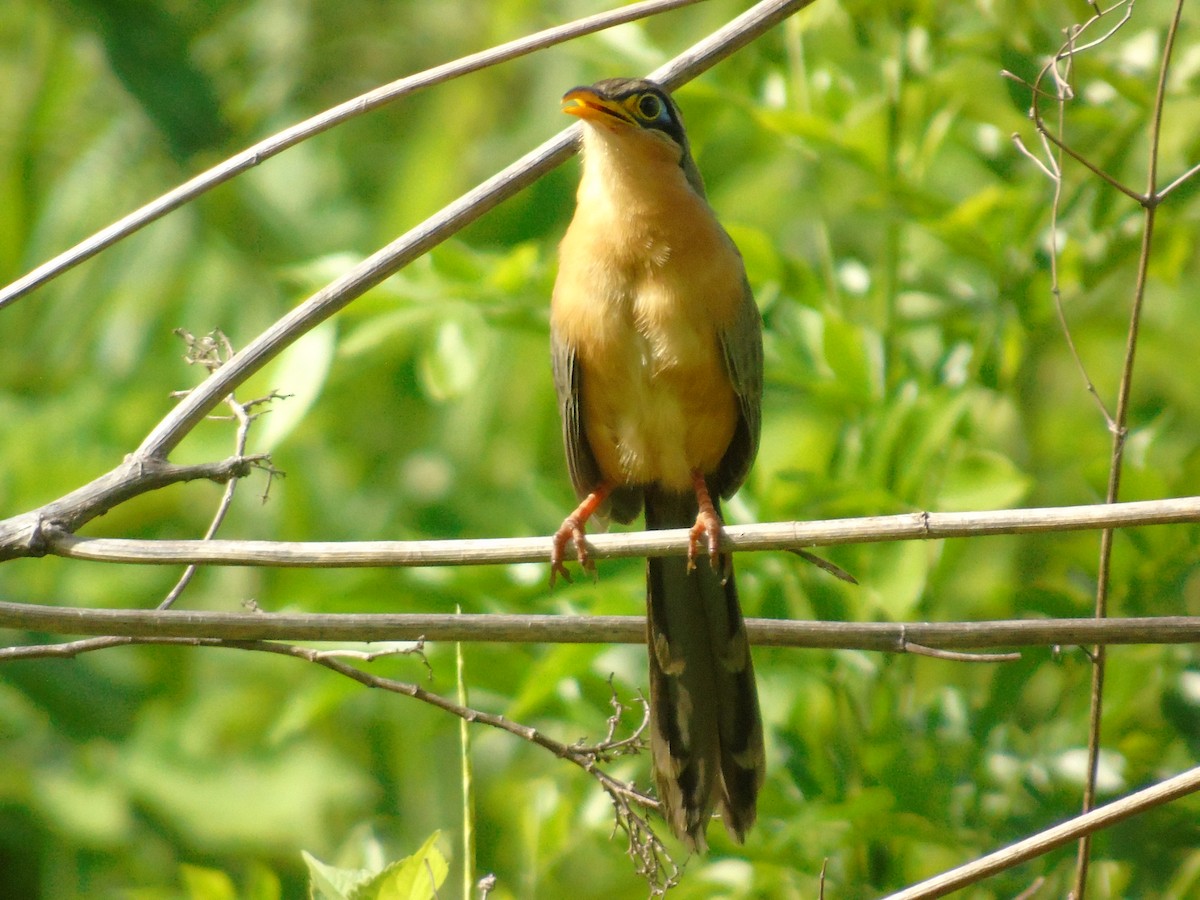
left=160, top=331, right=279, bottom=609
left=791, top=547, right=858, bottom=584
left=1054, top=0, right=1134, bottom=57
left=1073, top=3, right=1186, bottom=895
left=1031, top=126, right=1145, bottom=204
left=25, top=633, right=676, bottom=888
left=1019, top=2, right=1145, bottom=205
left=895, top=621, right=1023, bottom=663
left=10, top=633, right=654, bottom=787
left=899, top=642, right=1021, bottom=664
left=1009, top=131, right=1058, bottom=182
left=1041, top=25, right=1114, bottom=426
left=1157, top=158, right=1200, bottom=200
left=0, top=635, right=137, bottom=660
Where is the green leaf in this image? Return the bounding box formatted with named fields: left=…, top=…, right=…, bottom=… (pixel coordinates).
left=180, top=864, right=238, bottom=900
left=303, top=850, right=363, bottom=900
left=937, top=447, right=1032, bottom=511
left=355, top=832, right=448, bottom=900
left=822, top=312, right=884, bottom=403
left=418, top=318, right=487, bottom=402
left=863, top=539, right=930, bottom=620
left=254, top=320, right=337, bottom=451
left=303, top=832, right=446, bottom=900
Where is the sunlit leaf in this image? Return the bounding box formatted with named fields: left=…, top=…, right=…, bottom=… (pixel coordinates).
left=181, top=864, right=239, bottom=900
left=254, top=321, right=337, bottom=451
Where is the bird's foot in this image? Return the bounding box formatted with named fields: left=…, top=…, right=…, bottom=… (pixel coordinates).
left=687, top=471, right=730, bottom=580
left=550, top=485, right=611, bottom=587
left=550, top=515, right=594, bottom=587
left=687, top=507, right=724, bottom=575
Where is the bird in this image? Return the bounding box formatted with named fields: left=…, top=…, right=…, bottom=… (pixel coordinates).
left=548, top=77, right=765, bottom=851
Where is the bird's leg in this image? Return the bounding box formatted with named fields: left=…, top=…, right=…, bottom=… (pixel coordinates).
left=550, top=483, right=612, bottom=586
left=687, top=470, right=726, bottom=576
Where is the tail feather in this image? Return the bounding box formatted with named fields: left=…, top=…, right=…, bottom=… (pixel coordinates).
left=645, top=487, right=764, bottom=851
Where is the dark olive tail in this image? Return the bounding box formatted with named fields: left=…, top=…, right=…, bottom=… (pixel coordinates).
left=644, top=486, right=764, bottom=852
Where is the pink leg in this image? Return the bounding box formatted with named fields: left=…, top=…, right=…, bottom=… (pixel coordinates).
left=687, top=470, right=724, bottom=574
left=550, top=483, right=612, bottom=587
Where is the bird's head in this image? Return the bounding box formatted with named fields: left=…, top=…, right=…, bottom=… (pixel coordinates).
left=561, top=78, right=704, bottom=195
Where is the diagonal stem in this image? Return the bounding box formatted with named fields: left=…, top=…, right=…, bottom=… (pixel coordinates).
left=0, top=0, right=708, bottom=311
left=1073, top=1, right=1185, bottom=896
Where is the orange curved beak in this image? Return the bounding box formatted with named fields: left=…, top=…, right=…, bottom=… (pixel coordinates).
left=561, top=87, right=633, bottom=125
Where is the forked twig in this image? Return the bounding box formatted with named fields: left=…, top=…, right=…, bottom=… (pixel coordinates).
left=160, top=330, right=285, bottom=609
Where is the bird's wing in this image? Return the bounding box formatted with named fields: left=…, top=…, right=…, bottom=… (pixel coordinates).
left=550, top=326, right=599, bottom=500
left=550, top=325, right=643, bottom=523
left=715, top=275, right=763, bottom=498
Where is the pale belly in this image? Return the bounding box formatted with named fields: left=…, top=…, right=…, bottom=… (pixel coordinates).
left=577, top=301, right=738, bottom=493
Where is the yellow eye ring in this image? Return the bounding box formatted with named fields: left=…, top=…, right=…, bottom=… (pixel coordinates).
left=635, top=93, right=663, bottom=120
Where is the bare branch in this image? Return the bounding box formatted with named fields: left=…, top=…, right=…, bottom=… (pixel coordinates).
left=0, top=454, right=268, bottom=562
left=18, top=494, right=1200, bottom=567
left=3, top=602, right=1200, bottom=652
left=884, top=765, right=1200, bottom=900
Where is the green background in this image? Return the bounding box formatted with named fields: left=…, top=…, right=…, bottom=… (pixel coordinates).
left=3, top=0, right=1200, bottom=896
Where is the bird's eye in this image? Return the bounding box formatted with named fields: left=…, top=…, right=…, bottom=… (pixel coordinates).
left=636, top=93, right=663, bottom=120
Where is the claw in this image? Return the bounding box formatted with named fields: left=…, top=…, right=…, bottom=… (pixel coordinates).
left=550, top=516, right=589, bottom=587
left=549, top=560, right=574, bottom=587
left=550, top=484, right=612, bottom=587
left=687, top=470, right=726, bottom=576
left=688, top=508, right=722, bottom=574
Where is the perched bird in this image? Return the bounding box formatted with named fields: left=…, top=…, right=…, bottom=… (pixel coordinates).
left=549, top=77, right=765, bottom=851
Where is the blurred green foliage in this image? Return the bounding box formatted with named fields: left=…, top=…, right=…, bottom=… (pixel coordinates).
left=3, top=0, right=1200, bottom=897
